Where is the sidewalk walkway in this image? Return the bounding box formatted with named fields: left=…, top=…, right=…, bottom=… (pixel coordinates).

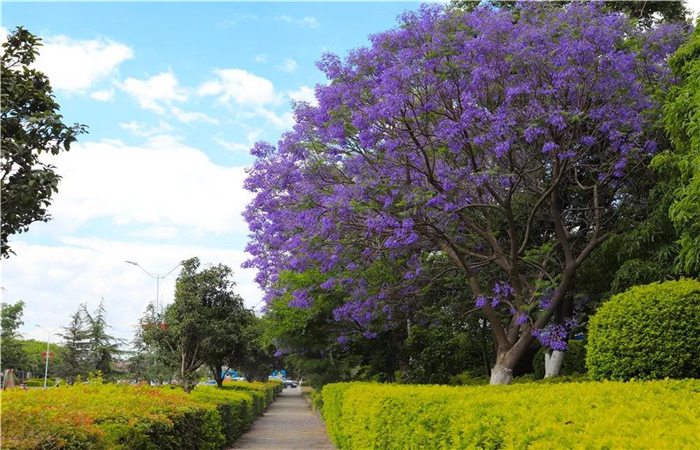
left=230, top=388, right=335, bottom=449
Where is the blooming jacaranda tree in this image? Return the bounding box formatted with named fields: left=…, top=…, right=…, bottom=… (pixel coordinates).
left=244, top=2, right=689, bottom=384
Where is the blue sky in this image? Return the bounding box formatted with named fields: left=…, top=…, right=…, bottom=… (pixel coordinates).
left=1, top=1, right=427, bottom=343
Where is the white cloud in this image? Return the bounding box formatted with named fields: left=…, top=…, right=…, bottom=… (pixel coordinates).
left=90, top=89, right=115, bottom=101
left=278, top=58, right=298, bottom=73
left=287, top=85, right=317, bottom=105
left=119, top=120, right=175, bottom=137
left=256, top=108, right=295, bottom=129
left=128, top=226, right=179, bottom=240
left=197, top=69, right=279, bottom=107
left=254, top=54, right=269, bottom=63
left=301, top=17, right=320, bottom=28
left=276, top=15, right=319, bottom=28
left=214, top=128, right=262, bottom=153
left=120, top=71, right=188, bottom=114
left=169, top=106, right=219, bottom=124
left=4, top=238, right=263, bottom=343
left=34, top=35, right=133, bottom=94
left=119, top=72, right=217, bottom=124
left=40, top=137, right=253, bottom=235
left=214, top=137, right=250, bottom=152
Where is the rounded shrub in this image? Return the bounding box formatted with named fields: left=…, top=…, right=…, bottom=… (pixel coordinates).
left=533, top=339, right=587, bottom=379
left=587, top=278, right=700, bottom=380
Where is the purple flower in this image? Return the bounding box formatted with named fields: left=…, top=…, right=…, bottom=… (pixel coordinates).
left=475, top=296, right=487, bottom=308
left=493, top=281, right=515, bottom=298
left=542, top=142, right=558, bottom=154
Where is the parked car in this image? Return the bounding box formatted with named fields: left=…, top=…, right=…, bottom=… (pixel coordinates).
left=283, top=379, right=298, bottom=388
left=199, top=380, right=217, bottom=386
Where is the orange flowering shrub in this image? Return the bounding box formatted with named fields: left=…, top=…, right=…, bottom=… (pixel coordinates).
left=1, top=381, right=281, bottom=449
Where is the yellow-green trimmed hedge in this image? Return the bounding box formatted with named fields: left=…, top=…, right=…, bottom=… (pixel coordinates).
left=221, top=380, right=282, bottom=415
left=320, top=380, right=700, bottom=449
left=0, top=381, right=282, bottom=449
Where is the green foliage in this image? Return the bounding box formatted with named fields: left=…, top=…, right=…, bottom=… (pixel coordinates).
left=662, top=25, right=700, bottom=274
left=533, top=340, right=587, bottom=379
left=84, top=301, right=125, bottom=379
left=587, top=279, right=700, bottom=380
left=1, top=301, right=26, bottom=371
left=23, top=378, right=56, bottom=387
left=0, top=27, right=87, bottom=258
left=403, top=318, right=489, bottom=385
left=448, top=369, right=490, bottom=386
left=55, top=303, right=123, bottom=383
left=142, top=258, right=254, bottom=392
left=20, top=339, right=63, bottom=375
left=320, top=380, right=700, bottom=449
left=189, top=387, right=255, bottom=446
left=236, top=314, right=278, bottom=383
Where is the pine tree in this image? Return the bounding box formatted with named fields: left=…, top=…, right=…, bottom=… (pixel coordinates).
left=56, top=305, right=90, bottom=383
left=83, top=301, right=125, bottom=379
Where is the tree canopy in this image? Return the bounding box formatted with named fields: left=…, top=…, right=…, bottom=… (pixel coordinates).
left=141, top=258, right=253, bottom=391
left=660, top=25, right=700, bottom=273
left=244, top=2, right=689, bottom=384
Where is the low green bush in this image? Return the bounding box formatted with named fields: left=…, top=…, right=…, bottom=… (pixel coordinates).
left=587, top=278, right=700, bottom=380
left=321, top=380, right=700, bottom=449
left=23, top=378, right=56, bottom=387
left=533, top=339, right=587, bottom=379
left=448, top=369, right=489, bottom=386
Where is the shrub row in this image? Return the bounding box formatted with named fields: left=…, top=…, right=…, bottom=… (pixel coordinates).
left=222, top=379, right=282, bottom=413
left=1, top=380, right=282, bottom=449
left=22, top=378, right=57, bottom=387
left=320, top=380, right=700, bottom=449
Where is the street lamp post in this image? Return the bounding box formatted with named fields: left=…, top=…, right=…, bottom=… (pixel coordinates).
left=125, top=261, right=181, bottom=314
left=35, top=325, right=54, bottom=389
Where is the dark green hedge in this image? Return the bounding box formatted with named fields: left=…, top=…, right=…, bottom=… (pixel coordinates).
left=587, top=278, right=700, bottom=380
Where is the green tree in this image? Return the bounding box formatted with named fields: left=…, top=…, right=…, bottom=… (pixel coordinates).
left=202, top=287, right=250, bottom=388
left=237, top=313, right=278, bottom=383
left=56, top=305, right=90, bottom=384
left=131, top=303, right=178, bottom=384
left=660, top=25, right=700, bottom=274
left=144, top=258, right=253, bottom=392
left=20, top=339, right=63, bottom=377
left=83, top=301, right=124, bottom=379
left=1, top=300, right=27, bottom=371
left=0, top=27, right=87, bottom=258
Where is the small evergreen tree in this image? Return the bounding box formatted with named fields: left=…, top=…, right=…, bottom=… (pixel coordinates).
left=83, top=301, right=124, bottom=379
left=56, top=305, right=90, bottom=383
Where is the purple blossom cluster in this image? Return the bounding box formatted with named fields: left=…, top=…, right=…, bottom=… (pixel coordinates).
left=532, top=324, right=570, bottom=351
left=474, top=281, right=515, bottom=309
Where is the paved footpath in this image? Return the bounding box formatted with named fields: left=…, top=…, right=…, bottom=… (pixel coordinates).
left=230, top=388, right=335, bottom=449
